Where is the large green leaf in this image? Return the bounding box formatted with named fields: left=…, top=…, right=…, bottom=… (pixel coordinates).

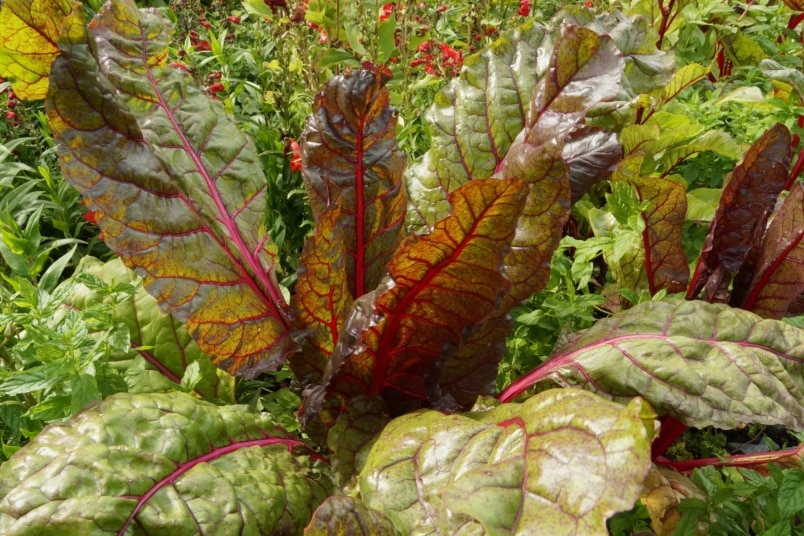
left=0, top=0, right=72, bottom=100
left=304, top=495, right=400, bottom=536
left=404, top=22, right=547, bottom=232
left=67, top=256, right=235, bottom=402
left=46, top=1, right=294, bottom=377
left=500, top=300, right=804, bottom=431
left=0, top=392, right=332, bottom=534
left=358, top=389, right=655, bottom=535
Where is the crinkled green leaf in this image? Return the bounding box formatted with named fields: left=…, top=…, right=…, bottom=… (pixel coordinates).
left=307, top=178, right=528, bottom=419
left=0, top=0, right=72, bottom=100
left=326, top=396, right=390, bottom=488
left=735, top=183, right=804, bottom=319
left=0, top=392, right=332, bottom=534
left=359, top=389, right=655, bottom=535
left=300, top=65, right=406, bottom=299
left=67, top=256, right=235, bottom=402
left=404, top=22, right=547, bottom=232
left=46, top=1, right=295, bottom=377
left=304, top=495, right=401, bottom=536
left=501, top=300, right=804, bottom=431
left=688, top=124, right=792, bottom=301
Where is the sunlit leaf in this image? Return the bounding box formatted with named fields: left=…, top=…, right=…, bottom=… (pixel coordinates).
left=0, top=0, right=72, bottom=100
left=46, top=1, right=295, bottom=377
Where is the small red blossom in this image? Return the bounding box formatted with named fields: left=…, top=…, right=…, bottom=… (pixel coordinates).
left=437, top=4, right=446, bottom=13
left=518, top=0, right=531, bottom=16
left=439, top=43, right=461, bottom=63
left=316, top=26, right=327, bottom=43
left=199, top=18, right=211, bottom=29
left=82, top=210, right=97, bottom=225
left=208, top=82, right=225, bottom=93
left=196, top=40, right=211, bottom=51
left=289, top=139, right=302, bottom=172
left=227, top=15, right=241, bottom=24
left=5, top=111, right=16, bottom=121
left=585, top=0, right=593, bottom=7
left=417, top=41, right=432, bottom=53
left=170, top=61, right=190, bottom=71
left=380, top=3, right=394, bottom=21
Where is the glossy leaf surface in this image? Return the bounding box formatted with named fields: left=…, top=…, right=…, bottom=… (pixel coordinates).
left=405, top=22, right=547, bottom=231
left=0, top=392, right=332, bottom=535
left=300, top=66, right=406, bottom=299
left=67, top=256, right=235, bottom=402
left=501, top=300, right=804, bottom=431
left=359, top=389, right=655, bottom=535
left=312, top=178, right=528, bottom=414
left=46, top=1, right=294, bottom=376
left=0, top=0, right=72, bottom=99
left=289, top=206, right=354, bottom=385
left=736, top=183, right=804, bottom=319
left=687, top=124, right=792, bottom=301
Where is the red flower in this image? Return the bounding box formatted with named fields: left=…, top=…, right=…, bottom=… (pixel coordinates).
left=417, top=41, right=432, bottom=52
left=208, top=82, right=225, bottom=93
left=380, top=3, right=394, bottom=21
left=439, top=43, right=461, bottom=64
left=518, top=0, right=531, bottom=16
left=82, top=210, right=97, bottom=225
left=5, top=111, right=16, bottom=121
left=227, top=15, right=241, bottom=24
left=199, top=18, right=211, bottom=29
left=170, top=61, right=190, bottom=71
left=289, top=139, right=302, bottom=172
left=317, top=26, right=327, bottom=43
left=195, top=40, right=211, bottom=51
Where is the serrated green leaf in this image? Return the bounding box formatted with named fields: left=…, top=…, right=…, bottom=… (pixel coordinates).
left=777, top=468, right=804, bottom=518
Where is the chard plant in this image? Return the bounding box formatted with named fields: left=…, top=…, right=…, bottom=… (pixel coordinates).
left=0, top=0, right=802, bottom=534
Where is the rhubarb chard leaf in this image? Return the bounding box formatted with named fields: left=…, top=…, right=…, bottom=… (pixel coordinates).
left=0, top=0, right=72, bottom=100
left=501, top=300, right=804, bottom=431
left=305, top=495, right=400, bottom=536
left=306, top=178, right=528, bottom=419
left=67, top=256, right=235, bottom=402
left=0, top=392, right=332, bottom=534
left=290, top=66, right=405, bottom=384
left=45, top=0, right=294, bottom=377
left=358, top=388, right=655, bottom=535
left=687, top=124, right=792, bottom=302
left=733, top=182, right=804, bottom=319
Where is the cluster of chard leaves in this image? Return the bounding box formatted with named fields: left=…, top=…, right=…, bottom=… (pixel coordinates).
left=0, top=0, right=802, bottom=534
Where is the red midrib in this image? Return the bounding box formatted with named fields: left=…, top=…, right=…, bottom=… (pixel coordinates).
left=355, top=115, right=366, bottom=298
left=139, top=33, right=291, bottom=330
left=741, top=229, right=803, bottom=311
left=117, top=436, right=305, bottom=535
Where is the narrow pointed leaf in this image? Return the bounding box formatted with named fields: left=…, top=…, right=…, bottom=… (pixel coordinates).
left=359, top=389, right=655, bottom=535
left=312, top=178, right=528, bottom=414
left=500, top=300, right=804, bottom=431
left=289, top=205, right=354, bottom=385
left=687, top=124, right=792, bottom=301
left=0, top=0, right=72, bottom=100
left=0, top=392, right=332, bottom=535
left=300, top=66, right=406, bottom=299
left=305, top=495, right=401, bottom=536
left=404, top=22, right=547, bottom=231
left=737, top=183, right=804, bottom=319
left=46, top=1, right=294, bottom=377
left=67, top=256, right=235, bottom=402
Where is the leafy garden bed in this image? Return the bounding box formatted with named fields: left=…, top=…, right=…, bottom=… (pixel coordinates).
left=0, top=0, right=803, bottom=534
